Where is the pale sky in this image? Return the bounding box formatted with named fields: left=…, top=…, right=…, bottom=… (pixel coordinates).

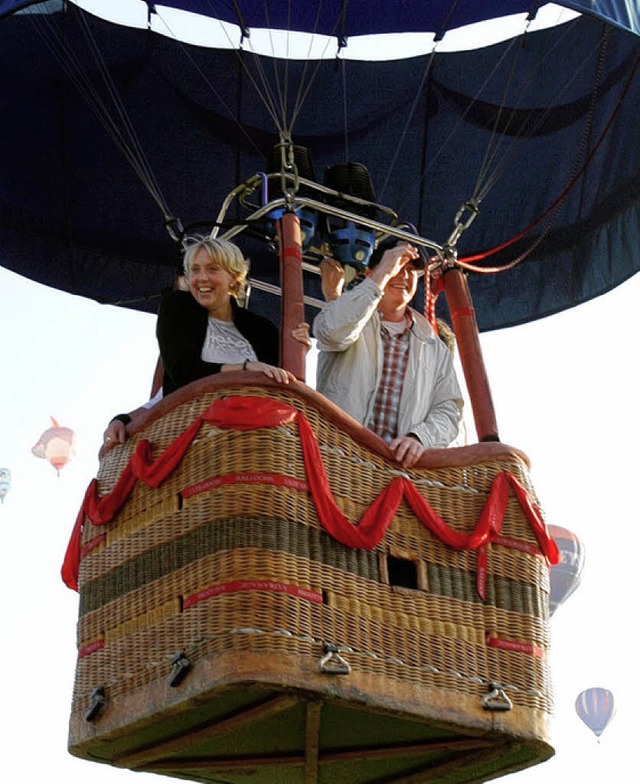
left=1, top=263, right=638, bottom=783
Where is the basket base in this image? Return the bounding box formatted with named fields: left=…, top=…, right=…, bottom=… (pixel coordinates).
left=69, top=650, right=553, bottom=784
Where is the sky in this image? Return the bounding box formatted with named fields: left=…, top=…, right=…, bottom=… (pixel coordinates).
left=1, top=262, right=639, bottom=783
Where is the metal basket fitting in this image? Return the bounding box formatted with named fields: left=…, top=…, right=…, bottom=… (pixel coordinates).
left=168, top=650, right=191, bottom=687
left=84, top=686, right=106, bottom=722
left=318, top=642, right=351, bottom=675
left=481, top=682, right=513, bottom=711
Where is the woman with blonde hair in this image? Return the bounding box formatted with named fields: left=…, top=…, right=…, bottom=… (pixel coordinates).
left=158, top=235, right=309, bottom=395
left=103, top=236, right=309, bottom=449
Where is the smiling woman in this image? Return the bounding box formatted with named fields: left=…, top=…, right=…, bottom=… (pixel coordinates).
left=157, top=236, right=305, bottom=395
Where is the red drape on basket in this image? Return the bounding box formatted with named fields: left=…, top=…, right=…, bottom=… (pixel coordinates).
left=62, top=396, right=559, bottom=591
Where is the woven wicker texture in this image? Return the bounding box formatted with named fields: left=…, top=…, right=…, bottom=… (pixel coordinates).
left=72, top=382, right=553, bottom=729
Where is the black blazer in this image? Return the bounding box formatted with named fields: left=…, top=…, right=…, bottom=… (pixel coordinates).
left=156, top=289, right=279, bottom=395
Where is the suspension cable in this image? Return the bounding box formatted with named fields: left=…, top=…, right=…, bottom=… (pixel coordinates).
left=340, top=57, right=349, bottom=161
left=28, top=6, right=176, bottom=225
left=471, top=24, right=605, bottom=206
left=152, top=9, right=264, bottom=157
left=378, top=44, right=439, bottom=203
left=456, top=41, right=639, bottom=274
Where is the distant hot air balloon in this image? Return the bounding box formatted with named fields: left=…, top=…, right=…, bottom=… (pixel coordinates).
left=547, top=524, right=585, bottom=616
left=31, top=417, right=77, bottom=475
left=0, top=468, right=11, bottom=503
left=576, top=688, right=615, bottom=740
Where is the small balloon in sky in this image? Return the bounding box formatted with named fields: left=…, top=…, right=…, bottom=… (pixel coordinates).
left=31, top=416, right=77, bottom=475
left=575, top=687, right=615, bottom=740
left=548, top=524, right=585, bottom=616
left=0, top=467, right=11, bottom=502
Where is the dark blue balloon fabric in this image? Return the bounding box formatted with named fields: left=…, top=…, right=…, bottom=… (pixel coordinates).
left=0, top=1, right=639, bottom=330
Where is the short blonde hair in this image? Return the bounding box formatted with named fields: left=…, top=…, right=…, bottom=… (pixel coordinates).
left=436, top=318, right=456, bottom=352
left=182, top=236, right=249, bottom=297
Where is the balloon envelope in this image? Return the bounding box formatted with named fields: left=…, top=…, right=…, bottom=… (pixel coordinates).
left=547, top=524, right=585, bottom=615
left=0, top=467, right=11, bottom=503
left=31, top=417, right=77, bottom=475
left=0, top=2, right=639, bottom=331
left=575, top=688, right=615, bottom=738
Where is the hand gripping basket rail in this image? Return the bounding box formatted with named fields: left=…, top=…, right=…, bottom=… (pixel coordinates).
left=65, top=374, right=557, bottom=784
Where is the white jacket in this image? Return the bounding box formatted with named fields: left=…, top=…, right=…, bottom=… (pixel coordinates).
left=313, top=277, right=463, bottom=448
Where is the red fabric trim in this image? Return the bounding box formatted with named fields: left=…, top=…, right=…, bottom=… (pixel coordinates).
left=79, top=639, right=105, bottom=658
left=61, top=396, right=559, bottom=593
left=477, top=545, right=488, bottom=601
left=81, top=533, right=106, bottom=559
left=486, top=636, right=545, bottom=659
left=184, top=580, right=323, bottom=609
left=281, top=246, right=303, bottom=261
left=493, top=534, right=543, bottom=557
left=450, top=306, right=476, bottom=319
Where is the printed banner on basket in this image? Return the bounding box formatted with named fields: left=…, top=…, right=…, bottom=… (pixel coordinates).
left=181, top=472, right=309, bottom=499
left=184, top=580, right=323, bottom=609
left=486, top=635, right=546, bottom=659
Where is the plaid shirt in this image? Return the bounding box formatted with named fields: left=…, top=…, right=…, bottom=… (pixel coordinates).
left=369, top=313, right=412, bottom=442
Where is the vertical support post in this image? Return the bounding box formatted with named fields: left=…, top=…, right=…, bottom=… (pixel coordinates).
left=277, top=210, right=306, bottom=381
left=443, top=267, right=499, bottom=442
left=304, top=701, right=322, bottom=784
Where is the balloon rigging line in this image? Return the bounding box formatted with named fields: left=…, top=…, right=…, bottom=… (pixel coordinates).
left=75, top=10, right=171, bottom=216
left=287, top=20, right=337, bottom=135
left=470, top=24, right=529, bottom=201
left=377, top=0, right=467, bottom=203
left=155, top=3, right=625, bottom=273
left=70, top=9, right=170, bottom=218
left=374, top=0, right=520, bottom=209
left=341, top=58, right=349, bottom=162
left=471, top=22, right=601, bottom=206
left=452, top=13, right=595, bottom=208
left=27, top=7, right=174, bottom=223
left=193, top=0, right=302, bottom=140
left=434, top=0, right=464, bottom=43
left=377, top=45, right=438, bottom=204
left=385, top=17, right=588, bottom=227
left=151, top=8, right=264, bottom=158
left=385, top=33, right=521, bottom=220
left=27, top=1, right=636, bottom=284
left=469, top=11, right=573, bottom=200
left=219, top=0, right=339, bottom=138
left=492, top=27, right=612, bottom=271
left=207, top=0, right=350, bottom=141
left=261, top=0, right=290, bottom=131
left=456, top=49, right=640, bottom=272
left=571, top=27, right=610, bottom=216
left=270, top=1, right=344, bottom=136
left=211, top=16, right=286, bottom=137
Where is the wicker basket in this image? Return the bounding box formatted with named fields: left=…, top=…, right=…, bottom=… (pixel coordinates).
left=67, top=374, right=555, bottom=784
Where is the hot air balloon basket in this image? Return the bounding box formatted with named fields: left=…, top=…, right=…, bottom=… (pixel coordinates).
left=68, top=378, right=554, bottom=782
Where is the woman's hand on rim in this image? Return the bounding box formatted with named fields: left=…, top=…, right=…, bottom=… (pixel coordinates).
left=248, top=361, right=295, bottom=384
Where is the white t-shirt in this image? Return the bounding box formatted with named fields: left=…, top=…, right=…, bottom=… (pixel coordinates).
left=200, top=316, right=258, bottom=365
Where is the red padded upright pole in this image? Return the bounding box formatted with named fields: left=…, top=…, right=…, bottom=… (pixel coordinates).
left=277, top=211, right=306, bottom=381
left=443, top=267, right=499, bottom=442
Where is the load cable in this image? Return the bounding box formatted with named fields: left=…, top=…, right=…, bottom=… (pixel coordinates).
left=27, top=5, right=176, bottom=228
